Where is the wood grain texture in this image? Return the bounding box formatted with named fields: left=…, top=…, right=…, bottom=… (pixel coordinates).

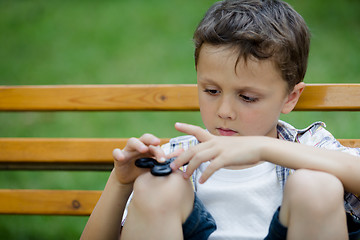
left=1, top=84, right=360, bottom=111
left=0, top=138, right=169, bottom=170
left=0, top=84, right=198, bottom=111
left=0, top=189, right=101, bottom=215
left=295, top=84, right=360, bottom=111
left=0, top=138, right=357, bottom=170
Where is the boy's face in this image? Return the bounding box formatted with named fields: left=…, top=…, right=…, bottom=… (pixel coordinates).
left=197, top=44, right=292, bottom=138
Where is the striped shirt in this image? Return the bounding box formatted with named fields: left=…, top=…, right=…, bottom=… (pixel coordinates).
left=164, top=120, right=360, bottom=222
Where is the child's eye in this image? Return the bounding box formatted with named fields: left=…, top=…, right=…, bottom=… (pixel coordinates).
left=204, top=89, right=220, bottom=95
left=240, top=94, right=258, bottom=103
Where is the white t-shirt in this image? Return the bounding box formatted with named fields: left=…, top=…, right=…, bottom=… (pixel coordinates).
left=195, top=161, right=282, bottom=240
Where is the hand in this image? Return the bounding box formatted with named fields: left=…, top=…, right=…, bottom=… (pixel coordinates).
left=171, top=123, right=264, bottom=183
left=112, top=133, right=166, bottom=185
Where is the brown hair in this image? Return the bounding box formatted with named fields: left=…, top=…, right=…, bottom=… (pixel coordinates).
left=193, top=0, right=310, bottom=91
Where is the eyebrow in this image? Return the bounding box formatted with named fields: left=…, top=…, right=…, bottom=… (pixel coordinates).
left=197, top=77, right=218, bottom=86
left=198, top=77, right=266, bottom=94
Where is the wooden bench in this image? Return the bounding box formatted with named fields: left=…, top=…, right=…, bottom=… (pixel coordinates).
left=0, top=84, right=360, bottom=216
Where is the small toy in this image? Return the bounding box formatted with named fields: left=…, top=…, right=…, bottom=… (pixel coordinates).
left=135, top=157, right=175, bottom=176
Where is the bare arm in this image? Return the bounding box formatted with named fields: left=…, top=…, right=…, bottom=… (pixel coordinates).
left=172, top=123, right=360, bottom=195
left=80, top=170, right=133, bottom=240
left=81, top=134, right=166, bottom=240
left=262, top=138, right=360, bottom=195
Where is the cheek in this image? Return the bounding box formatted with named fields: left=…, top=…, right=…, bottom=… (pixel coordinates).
left=198, top=97, right=219, bottom=131
left=239, top=106, right=280, bottom=134
left=248, top=98, right=284, bottom=121
left=199, top=104, right=214, bottom=126
left=198, top=94, right=215, bottom=112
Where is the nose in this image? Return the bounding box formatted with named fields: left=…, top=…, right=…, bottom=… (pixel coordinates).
left=217, top=96, right=236, bottom=120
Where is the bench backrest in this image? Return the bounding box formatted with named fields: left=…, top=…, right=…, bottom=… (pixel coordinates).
left=0, top=84, right=359, bottom=215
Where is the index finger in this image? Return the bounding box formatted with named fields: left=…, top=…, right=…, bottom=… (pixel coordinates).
left=174, top=122, right=212, bottom=143
left=148, top=145, right=166, bottom=162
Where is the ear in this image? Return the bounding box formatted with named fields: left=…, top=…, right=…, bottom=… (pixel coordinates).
left=281, top=82, right=306, bottom=114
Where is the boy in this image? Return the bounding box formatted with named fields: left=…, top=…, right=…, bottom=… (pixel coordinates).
left=81, top=0, right=360, bottom=239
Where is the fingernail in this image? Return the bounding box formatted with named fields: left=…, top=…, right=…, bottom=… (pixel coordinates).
left=170, top=162, right=176, bottom=169
left=183, top=172, right=189, bottom=179
left=139, top=146, right=148, bottom=153
left=112, top=148, right=121, bottom=159
left=159, top=157, right=166, bottom=163
left=199, top=177, right=204, bottom=184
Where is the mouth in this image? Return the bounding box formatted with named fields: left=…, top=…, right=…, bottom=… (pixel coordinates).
left=216, top=128, right=238, bottom=136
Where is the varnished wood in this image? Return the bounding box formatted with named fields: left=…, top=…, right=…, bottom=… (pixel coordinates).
left=0, top=138, right=357, bottom=170
left=295, top=84, right=360, bottom=111
left=0, top=84, right=198, bottom=111
left=0, top=138, right=169, bottom=170
left=1, top=84, right=360, bottom=111
left=338, top=139, right=360, bottom=148
left=0, top=189, right=101, bottom=215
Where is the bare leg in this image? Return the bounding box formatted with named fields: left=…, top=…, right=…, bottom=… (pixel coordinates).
left=279, top=169, right=348, bottom=240
left=120, top=170, right=194, bottom=240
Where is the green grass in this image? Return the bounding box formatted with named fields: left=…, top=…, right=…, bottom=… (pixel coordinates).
left=0, top=0, right=359, bottom=238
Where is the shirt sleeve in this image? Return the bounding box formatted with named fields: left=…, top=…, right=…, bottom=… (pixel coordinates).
left=297, top=123, right=360, bottom=157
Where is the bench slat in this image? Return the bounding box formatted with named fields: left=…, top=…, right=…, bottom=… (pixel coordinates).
left=0, top=138, right=358, bottom=170
left=295, top=84, right=360, bottom=111
left=1, top=84, right=360, bottom=111
left=0, top=189, right=101, bottom=215
left=0, top=84, right=198, bottom=111
left=0, top=138, right=169, bottom=170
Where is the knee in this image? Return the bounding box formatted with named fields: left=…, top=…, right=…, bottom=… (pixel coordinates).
left=131, top=171, right=194, bottom=213
left=283, top=169, right=344, bottom=215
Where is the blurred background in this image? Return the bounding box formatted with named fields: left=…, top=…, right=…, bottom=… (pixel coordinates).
left=0, top=0, right=359, bottom=238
